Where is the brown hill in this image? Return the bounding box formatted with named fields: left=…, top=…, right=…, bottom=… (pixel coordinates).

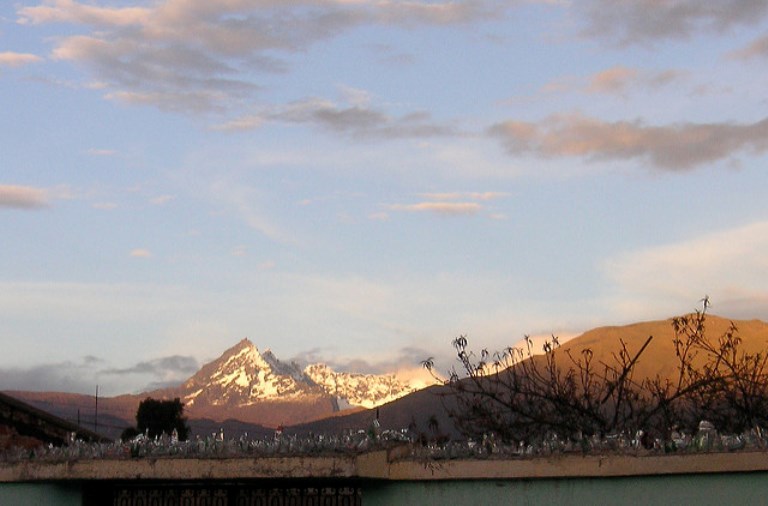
left=554, top=315, right=768, bottom=381
left=289, top=314, right=768, bottom=437
left=2, top=391, right=276, bottom=440
left=7, top=314, right=768, bottom=441
left=3, top=391, right=137, bottom=440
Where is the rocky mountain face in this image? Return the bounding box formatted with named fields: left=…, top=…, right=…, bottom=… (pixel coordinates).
left=304, top=363, right=417, bottom=409
left=10, top=314, right=768, bottom=439
left=5, top=338, right=424, bottom=433
left=148, top=338, right=420, bottom=426
left=167, top=339, right=324, bottom=408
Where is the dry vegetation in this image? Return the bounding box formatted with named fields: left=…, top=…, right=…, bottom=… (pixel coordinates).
left=424, top=299, right=768, bottom=444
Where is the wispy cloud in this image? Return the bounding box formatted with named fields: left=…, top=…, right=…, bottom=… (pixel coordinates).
left=532, top=66, right=686, bottom=101
left=291, top=344, right=437, bottom=380
left=728, top=34, right=768, bottom=60
left=208, top=179, right=294, bottom=243
left=586, top=66, right=685, bottom=95
left=419, top=192, right=508, bottom=201
left=86, top=148, right=117, bottom=156
left=578, top=0, right=768, bottom=44
left=388, top=191, right=508, bottom=216
left=0, top=184, right=48, bottom=209
left=0, top=358, right=101, bottom=394
left=210, top=115, right=264, bottom=132
left=216, top=93, right=457, bottom=140
left=587, top=66, right=639, bottom=94
left=368, top=211, right=390, bottom=221
left=0, top=354, right=198, bottom=395
left=0, top=51, right=42, bottom=67
left=92, top=202, right=118, bottom=210
left=150, top=194, right=175, bottom=205
left=130, top=248, right=152, bottom=258
left=273, top=97, right=456, bottom=140
left=602, top=220, right=768, bottom=319
left=17, top=0, right=510, bottom=114
left=488, top=113, right=768, bottom=171
left=389, top=201, right=481, bottom=215
left=102, top=355, right=198, bottom=378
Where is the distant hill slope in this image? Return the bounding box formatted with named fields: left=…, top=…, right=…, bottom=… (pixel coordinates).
left=288, top=315, right=768, bottom=437
left=6, top=315, right=768, bottom=440
left=4, top=337, right=425, bottom=434
left=553, top=315, right=768, bottom=381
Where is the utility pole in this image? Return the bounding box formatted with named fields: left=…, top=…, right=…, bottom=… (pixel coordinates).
left=94, top=385, right=99, bottom=434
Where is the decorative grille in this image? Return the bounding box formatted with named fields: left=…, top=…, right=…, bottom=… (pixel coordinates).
left=103, top=483, right=361, bottom=506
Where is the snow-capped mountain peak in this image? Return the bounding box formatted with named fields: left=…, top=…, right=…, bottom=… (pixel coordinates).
left=160, top=339, right=423, bottom=415
left=303, top=363, right=418, bottom=409
left=176, top=339, right=321, bottom=407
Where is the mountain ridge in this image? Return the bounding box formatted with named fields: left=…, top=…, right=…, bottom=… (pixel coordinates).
left=8, top=314, right=768, bottom=440
left=155, top=338, right=419, bottom=411
left=4, top=337, right=424, bottom=436
left=288, top=314, right=768, bottom=438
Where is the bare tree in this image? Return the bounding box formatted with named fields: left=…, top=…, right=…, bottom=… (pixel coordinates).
left=424, top=299, right=768, bottom=444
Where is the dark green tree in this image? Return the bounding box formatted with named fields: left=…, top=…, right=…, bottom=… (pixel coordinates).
left=134, top=397, right=190, bottom=441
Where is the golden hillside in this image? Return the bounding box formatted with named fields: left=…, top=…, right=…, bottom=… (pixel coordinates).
left=555, top=315, right=768, bottom=382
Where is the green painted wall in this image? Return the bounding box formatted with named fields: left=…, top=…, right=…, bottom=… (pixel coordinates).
left=0, top=483, right=82, bottom=505
left=364, top=473, right=768, bottom=506
left=3, top=472, right=768, bottom=505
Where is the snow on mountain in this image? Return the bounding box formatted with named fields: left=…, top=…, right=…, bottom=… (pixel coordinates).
left=176, top=339, right=324, bottom=408
left=304, top=363, right=418, bottom=409
left=162, top=338, right=422, bottom=414
left=261, top=349, right=313, bottom=385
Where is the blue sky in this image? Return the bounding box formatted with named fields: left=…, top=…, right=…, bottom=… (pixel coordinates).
left=2, top=0, right=768, bottom=396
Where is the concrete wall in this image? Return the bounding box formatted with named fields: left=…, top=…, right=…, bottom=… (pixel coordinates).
left=4, top=452, right=768, bottom=505
left=364, top=473, right=768, bottom=506
left=4, top=473, right=768, bottom=506
left=0, top=482, right=81, bottom=506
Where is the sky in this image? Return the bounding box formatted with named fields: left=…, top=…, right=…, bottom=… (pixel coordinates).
left=2, top=0, right=768, bottom=396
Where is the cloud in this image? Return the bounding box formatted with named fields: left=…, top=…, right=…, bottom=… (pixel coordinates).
left=0, top=51, right=42, bottom=67
left=0, top=184, right=48, bottom=209
left=217, top=92, right=457, bottom=139
left=208, top=179, right=293, bottom=243
left=602, top=220, right=768, bottom=320
left=0, top=354, right=198, bottom=395
left=130, top=248, right=152, bottom=258
left=17, top=0, right=149, bottom=26
left=488, top=113, right=768, bottom=171
left=150, top=194, right=175, bottom=205
left=540, top=66, right=685, bottom=97
left=419, top=192, right=508, bottom=201
left=292, top=345, right=443, bottom=388
left=387, top=191, right=507, bottom=217
left=728, top=34, right=768, bottom=60
left=18, top=0, right=509, bottom=113
left=258, top=260, right=276, bottom=271
left=292, top=344, right=435, bottom=374
left=578, top=0, right=768, bottom=44
left=86, top=148, right=117, bottom=156
left=586, top=66, right=684, bottom=95
left=365, top=42, right=417, bottom=66
left=0, top=359, right=100, bottom=394
left=389, top=201, right=482, bottom=215
left=101, top=355, right=198, bottom=378
left=211, top=115, right=265, bottom=132
left=587, top=66, right=640, bottom=94
left=272, top=97, right=456, bottom=139
left=92, top=202, right=118, bottom=210
left=368, top=212, right=390, bottom=222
